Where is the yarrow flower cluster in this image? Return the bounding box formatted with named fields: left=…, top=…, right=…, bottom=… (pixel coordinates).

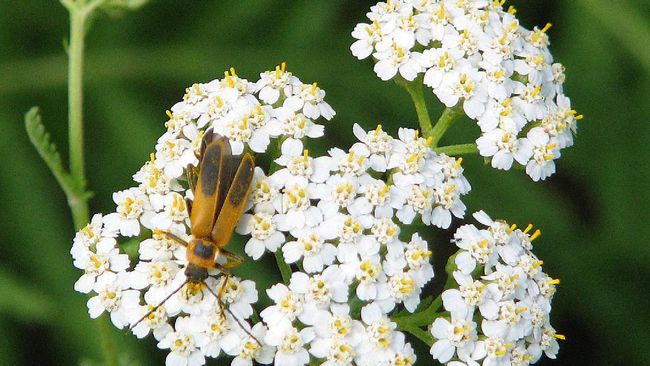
left=70, top=2, right=573, bottom=365
left=71, top=67, right=335, bottom=365
left=71, top=61, right=563, bottom=365
left=430, top=211, right=563, bottom=366
left=351, top=0, right=583, bottom=180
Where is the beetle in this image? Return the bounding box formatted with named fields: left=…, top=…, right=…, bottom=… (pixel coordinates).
left=131, top=130, right=256, bottom=339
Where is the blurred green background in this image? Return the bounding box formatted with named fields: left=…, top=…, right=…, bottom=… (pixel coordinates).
left=1, top=0, right=649, bottom=365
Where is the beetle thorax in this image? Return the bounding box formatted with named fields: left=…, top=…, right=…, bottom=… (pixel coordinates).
left=187, top=238, right=218, bottom=269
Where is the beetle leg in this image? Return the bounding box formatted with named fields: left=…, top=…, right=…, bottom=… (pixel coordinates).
left=218, top=248, right=244, bottom=268
left=162, top=231, right=188, bottom=247
left=210, top=264, right=231, bottom=323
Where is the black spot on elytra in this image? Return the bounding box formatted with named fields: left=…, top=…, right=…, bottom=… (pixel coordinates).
left=199, top=143, right=222, bottom=196
left=229, top=157, right=254, bottom=205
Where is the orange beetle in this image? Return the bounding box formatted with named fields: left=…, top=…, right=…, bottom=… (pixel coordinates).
left=132, top=130, right=255, bottom=336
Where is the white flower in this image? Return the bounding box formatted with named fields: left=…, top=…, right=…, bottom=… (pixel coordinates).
left=352, top=123, right=393, bottom=172
left=237, top=210, right=285, bottom=260
left=421, top=48, right=464, bottom=89
left=351, top=21, right=394, bottom=60
left=525, top=127, right=559, bottom=181
left=373, top=42, right=422, bottom=81
left=403, top=233, right=434, bottom=286
left=73, top=236, right=129, bottom=293
left=435, top=64, right=488, bottom=119
left=104, top=187, right=154, bottom=236
left=264, top=321, right=313, bottom=366
left=476, top=128, right=533, bottom=170
left=260, top=284, right=304, bottom=326
left=225, top=323, right=276, bottom=366
left=133, top=156, right=183, bottom=210
left=357, top=303, right=397, bottom=359
left=87, top=272, right=139, bottom=329
left=71, top=213, right=116, bottom=252
left=213, top=277, right=258, bottom=320
left=255, top=63, right=298, bottom=104
left=430, top=316, right=480, bottom=364
left=283, top=229, right=337, bottom=274
left=187, top=311, right=240, bottom=359
left=150, top=192, right=190, bottom=232
left=139, top=230, right=187, bottom=262
left=289, top=268, right=349, bottom=309
left=284, top=82, right=335, bottom=120
left=127, top=303, right=173, bottom=340
left=155, top=137, right=197, bottom=179
left=158, top=316, right=208, bottom=366
left=453, top=224, right=496, bottom=274
left=272, top=107, right=324, bottom=142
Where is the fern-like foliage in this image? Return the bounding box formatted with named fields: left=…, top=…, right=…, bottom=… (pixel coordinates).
left=24, top=106, right=85, bottom=197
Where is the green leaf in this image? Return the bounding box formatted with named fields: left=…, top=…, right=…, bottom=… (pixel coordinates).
left=24, top=107, right=87, bottom=199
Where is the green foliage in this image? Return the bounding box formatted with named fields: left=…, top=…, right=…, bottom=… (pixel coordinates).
left=1, top=0, right=649, bottom=365
left=25, top=108, right=74, bottom=194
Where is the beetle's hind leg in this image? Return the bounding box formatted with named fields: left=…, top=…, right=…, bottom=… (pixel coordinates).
left=218, top=248, right=244, bottom=268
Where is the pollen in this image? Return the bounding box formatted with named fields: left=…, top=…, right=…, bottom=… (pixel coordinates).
left=454, top=157, right=463, bottom=169
left=444, top=184, right=456, bottom=195
left=523, top=223, right=533, bottom=234
left=547, top=278, right=560, bottom=285
left=531, top=85, right=542, bottom=97
left=530, top=229, right=541, bottom=241
left=165, top=110, right=174, bottom=119
left=554, top=333, right=566, bottom=340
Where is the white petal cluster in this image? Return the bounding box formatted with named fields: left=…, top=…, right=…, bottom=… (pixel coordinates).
left=233, top=122, right=473, bottom=365
left=352, top=0, right=582, bottom=180
left=71, top=65, right=561, bottom=366
left=70, top=68, right=335, bottom=366
left=430, top=211, right=562, bottom=366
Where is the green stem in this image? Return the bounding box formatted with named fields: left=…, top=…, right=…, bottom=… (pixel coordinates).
left=274, top=250, right=292, bottom=284
left=396, top=78, right=433, bottom=136
left=428, top=106, right=464, bottom=147
left=68, top=9, right=86, bottom=195
left=433, top=143, right=478, bottom=156
left=65, top=2, right=117, bottom=365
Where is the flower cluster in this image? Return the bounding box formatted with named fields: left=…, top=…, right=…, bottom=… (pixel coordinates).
left=430, top=211, right=562, bottom=366
left=71, top=62, right=563, bottom=364
left=70, top=66, right=468, bottom=366
left=351, top=0, right=582, bottom=180
left=70, top=68, right=335, bottom=366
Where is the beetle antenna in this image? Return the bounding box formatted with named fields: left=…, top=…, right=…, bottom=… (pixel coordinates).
left=203, top=281, right=262, bottom=346
left=129, top=278, right=189, bottom=331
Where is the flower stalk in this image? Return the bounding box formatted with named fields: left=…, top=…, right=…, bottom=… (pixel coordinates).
left=428, top=106, right=464, bottom=148
left=396, top=77, right=433, bottom=136
left=433, top=143, right=478, bottom=156
left=66, top=3, right=119, bottom=365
